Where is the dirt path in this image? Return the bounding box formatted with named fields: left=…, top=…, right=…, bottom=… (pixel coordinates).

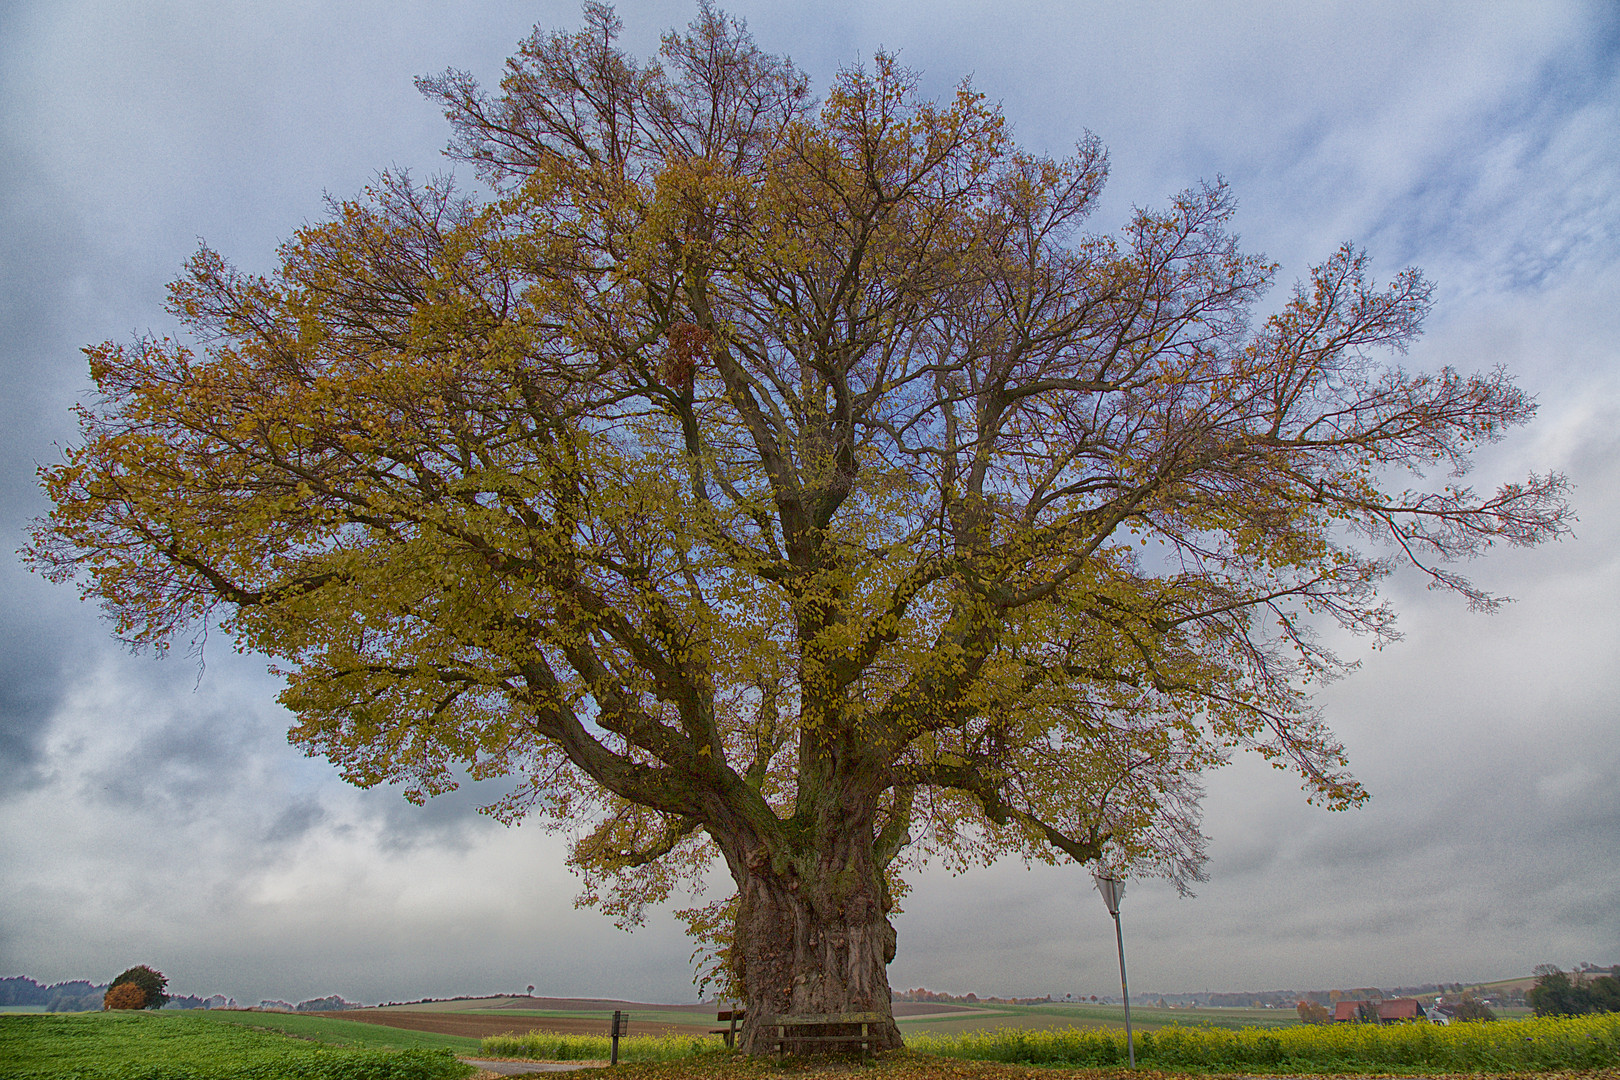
left=464, top=1060, right=605, bottom=1075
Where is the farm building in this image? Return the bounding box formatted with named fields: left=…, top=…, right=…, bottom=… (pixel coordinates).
left=1333, top=998, right=1426, bottom=1023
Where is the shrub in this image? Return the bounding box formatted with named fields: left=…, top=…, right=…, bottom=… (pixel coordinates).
left=104, top=983, right=147, bottom=1010
left=1296, top=1000, right=1330, bottom=1024
left=110, top=964, right=169, bottom=1010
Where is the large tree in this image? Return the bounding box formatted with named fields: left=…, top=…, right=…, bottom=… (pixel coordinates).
left=108, top=966, right=168, bottom=1011
left=29, top=4, right=1568, bottom=1053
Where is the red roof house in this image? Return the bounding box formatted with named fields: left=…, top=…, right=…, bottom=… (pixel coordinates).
left=1332, top=998, right=1425, bottom=1023
left=1333, top=1000, right=1371, bottom=1022
left=1377, top=999, right=1426, bottom=1022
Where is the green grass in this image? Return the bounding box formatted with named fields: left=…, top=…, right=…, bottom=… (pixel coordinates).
left=0, top=1010, right=474, bottom=1080
left=186, top=1009, right=483, bottom=1052
left=907, top=1012, right=1620, bottom=1072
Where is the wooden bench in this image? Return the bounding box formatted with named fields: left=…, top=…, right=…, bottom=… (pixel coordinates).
left=710, top=1008, right=745, bottom=1049
left=760, top=1011, right=887, bottom=1058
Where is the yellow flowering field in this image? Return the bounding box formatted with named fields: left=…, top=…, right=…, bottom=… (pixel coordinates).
left=482, top=1014, right=1620, bottom=1073
left=481, top=1030, right=727, bottom=1062
left=907, top=1013, right=1620, bottom=1071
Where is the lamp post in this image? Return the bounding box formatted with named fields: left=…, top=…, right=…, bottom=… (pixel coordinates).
left=1094, top=872, right=1135, bottom=1068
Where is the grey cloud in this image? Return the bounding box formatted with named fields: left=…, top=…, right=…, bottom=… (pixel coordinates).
left=372, top=774, right=514, bottom=853
left=263, top=799, right=327, bottom=844
left=0, top=559, right=100, bottom=797
left=85, top=707, right=264, bottom=816
left=0, top=607, right=72, bottom=792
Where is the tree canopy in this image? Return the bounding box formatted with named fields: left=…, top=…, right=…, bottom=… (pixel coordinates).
left=109, top=966, right=167, bottom=1011
left=29, top=2, right=1568, bottom=1050
left=1529, top=967, right=1620, bottom=1017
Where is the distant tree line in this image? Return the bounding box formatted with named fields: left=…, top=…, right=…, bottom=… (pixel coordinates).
left=1528, top=966, right=1620, bottom=1017
left=0, top=977, right=107, bottom=1013
left=892, top=988, right=1055, bottom=1006
left=295, top=996, right=360, bottom=1012
left=1, top=971, right=346, bottom=1012
left=249, top=997, right=361, bottom=1011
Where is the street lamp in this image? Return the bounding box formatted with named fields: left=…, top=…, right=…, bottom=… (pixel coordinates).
left=1094, top=872, right=1135, bottom=1068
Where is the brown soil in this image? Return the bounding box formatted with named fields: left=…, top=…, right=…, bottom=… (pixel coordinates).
left=371, top=997, right=711, bottom=1014
left=478, top=998, right=706, bottom=1014
left=312, top=1009, right=714, bottom=1039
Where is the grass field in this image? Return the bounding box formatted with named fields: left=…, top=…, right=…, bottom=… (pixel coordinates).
left=0, top=1010, right=473, bottom=1079
left=192, top=1007, right=484, bottom=1051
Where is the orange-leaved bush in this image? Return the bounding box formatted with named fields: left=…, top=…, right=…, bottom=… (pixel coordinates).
left=103, top=983, right=146, bottom=1010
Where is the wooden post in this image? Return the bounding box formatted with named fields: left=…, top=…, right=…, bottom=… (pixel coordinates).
left=711, top=1006, right=744, bottom=1049
left=610, top=1009, right=624, bottom=1065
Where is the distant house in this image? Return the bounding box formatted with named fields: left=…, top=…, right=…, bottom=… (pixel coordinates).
left=1377, top=999, right=1426, bottom=1022
left=1333, top=998, right=1425, bottom=1023
left=1333, top=1000, right=1374, bottom=1023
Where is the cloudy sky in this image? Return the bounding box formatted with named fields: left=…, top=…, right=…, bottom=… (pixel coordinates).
left=2, top=1, right=1616, bottom=1007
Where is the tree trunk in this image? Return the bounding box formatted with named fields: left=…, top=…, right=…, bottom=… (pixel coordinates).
left=727, top=832, right=903, bottom=1055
